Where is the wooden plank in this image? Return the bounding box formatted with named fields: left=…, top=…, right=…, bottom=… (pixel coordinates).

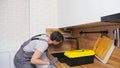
left=46, top=25, right=120, bottom=68
left=46, top=28, right=72, bottom=53
left=71, top=25, right=120, bottom=68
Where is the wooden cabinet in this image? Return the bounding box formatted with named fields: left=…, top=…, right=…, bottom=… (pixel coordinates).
left=58, top=0, right=120, bottom=28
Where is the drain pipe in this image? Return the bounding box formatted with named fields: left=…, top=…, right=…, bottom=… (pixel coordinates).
left=65, top=37, right=79, bottom=50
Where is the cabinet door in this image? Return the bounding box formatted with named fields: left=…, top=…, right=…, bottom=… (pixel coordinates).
left=93, top=36, right=113, bottom=59
left=58, top=0, right=120, bottom=27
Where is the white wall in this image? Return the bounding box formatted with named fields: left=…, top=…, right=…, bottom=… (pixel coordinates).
left=30, top=0, right=58, bottom=36
left=0, top=0, right=29, bottom=68
left=58, top=0, right=120, bottom=27
left=0, top=0, right=58, bottom=68
left=0, top=0, right=30, bottom=51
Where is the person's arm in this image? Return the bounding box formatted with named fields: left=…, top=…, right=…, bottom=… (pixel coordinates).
left=30, top=50, right=50, bottom=65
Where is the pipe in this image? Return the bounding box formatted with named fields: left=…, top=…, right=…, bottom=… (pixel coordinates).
left=65, top=37, right=79, bottom=50
left=80, top=30, right=108, bottom=34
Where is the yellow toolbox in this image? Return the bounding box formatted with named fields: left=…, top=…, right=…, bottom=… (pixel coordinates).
left=64, top=49, right=95, bottom=66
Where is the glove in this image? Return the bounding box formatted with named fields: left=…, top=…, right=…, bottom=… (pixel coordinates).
left=49, top=57, right=58, bottom=65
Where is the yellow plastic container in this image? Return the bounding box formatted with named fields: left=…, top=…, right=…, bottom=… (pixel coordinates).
left=64, top=49, right=95, bottom=66
left=64, top=49, right=95, bottom=58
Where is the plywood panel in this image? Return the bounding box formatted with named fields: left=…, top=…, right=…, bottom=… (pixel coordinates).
left=46, top=25, right=120, bottom=68
left=48, top=40, right=72, bottom=53
left=46, top=28, right=72, bottom=53
left=108, top=47, right=120, bottom=68
left=71, top=24, right=120, bottom=68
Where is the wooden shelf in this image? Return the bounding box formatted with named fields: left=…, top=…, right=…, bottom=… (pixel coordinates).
left=47, top=52, right=116, bottom=68
left=60, top=22, right=120, bottom=29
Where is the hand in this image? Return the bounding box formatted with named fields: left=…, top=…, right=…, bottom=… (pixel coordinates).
left=49, top=57, right=58, bottom=65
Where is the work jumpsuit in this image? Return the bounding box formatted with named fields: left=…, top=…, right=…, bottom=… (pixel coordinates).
left=14, top=34, right=55, bottom=68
